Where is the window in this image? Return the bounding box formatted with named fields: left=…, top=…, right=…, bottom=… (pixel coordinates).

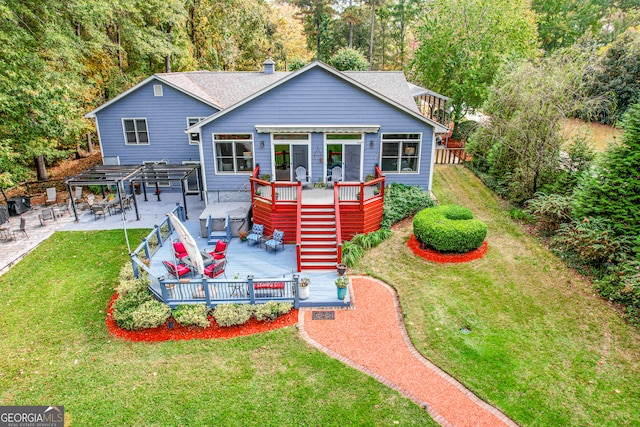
left=153, top=85, right=163, bottom=96
left=123, top=119, right=149, bottom=145
left=143, top=161, right=170, bottom=187
left=187, top=117, right=206, bottom=144
left=381, top=133, right=421, bottom=173
left=213, top=134, right=254, bottom=173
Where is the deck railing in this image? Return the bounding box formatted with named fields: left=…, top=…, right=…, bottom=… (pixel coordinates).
left=334, top=167, right=385, bottom=210
left=130, top=203, right=182, bottom=277
left=435, top=147, right=467, bottom=164
left=151, top=275, right=301, bottom=309
left=295, top=184, right=302, bottom=272
left=334, top=183, right=343, bottom=263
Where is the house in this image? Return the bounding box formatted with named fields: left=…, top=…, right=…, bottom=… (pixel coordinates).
left=85, top=60, right=449, bottom=270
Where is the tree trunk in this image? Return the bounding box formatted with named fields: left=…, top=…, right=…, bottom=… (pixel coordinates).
left=165, top=23, right=173, bottom=73
left=349, top=0, right=353, bottom=48
left=87, top=132, right=94, bottom=154
left=117, top=26, right=123, bottom=75
left=35, top=155, right=48, bottom=181
left=369, top=0, right=375, bottom=70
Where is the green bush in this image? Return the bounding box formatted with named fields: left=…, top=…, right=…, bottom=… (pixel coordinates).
left=381, top=183, right=436, bottom=229
left=172, top=304, right=211, bottom=328
left=327, top=47, right=369, bottom=71
left=213, top=303, right=254, bottom=327
left=341, top=241, right=365, bottom=267
left=131, top=300, right=171, bottom=329
left=413, top=205, right=488, bottom=253
left=524, top=192, right=573, bottom=235
left=595, top=260, right=640, bottom=324
left=451, top=119, right=480, bottom=142
left=112, top=290, right=153, bottom=330
left=254, top=301, right=292, bottom=322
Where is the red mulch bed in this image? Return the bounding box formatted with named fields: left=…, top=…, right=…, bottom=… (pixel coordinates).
left=105, top=294, right=298, bottom=342
left=407, top=234, right=488, bottom=263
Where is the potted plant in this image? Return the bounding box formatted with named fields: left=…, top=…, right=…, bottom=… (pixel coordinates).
left=335, top=276, right=348, bottom=300
left=238, top=230, right=248, bottom=242
left=299, top=277, right=310, bottom=300
left=336, top=263, right=347, bottom=276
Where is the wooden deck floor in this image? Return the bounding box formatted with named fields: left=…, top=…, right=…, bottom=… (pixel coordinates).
left=147, top=220, right=350, bottom=308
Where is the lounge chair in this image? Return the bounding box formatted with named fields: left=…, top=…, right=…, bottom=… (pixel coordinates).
left=295, top=166, right=310, bottom=188
left=246, top=223, right=264, bottom=246
left=330, top=166, right=342, bottom=185
left=264, top=229, right=284, bottom=254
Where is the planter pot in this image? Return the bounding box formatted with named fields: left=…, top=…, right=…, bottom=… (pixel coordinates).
left=336, top=287, right=347, bottom=300
left=299, top=286, right=309, bottom=300
left=337, top=263, right=347, bottom=276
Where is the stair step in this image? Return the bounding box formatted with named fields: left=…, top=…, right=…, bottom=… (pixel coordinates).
left=300, top=261, right=337, bottom=269
left=300, top=247, right=337, bottom=253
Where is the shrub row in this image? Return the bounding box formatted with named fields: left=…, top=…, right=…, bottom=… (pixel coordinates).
left=413, top=205, right=488, bottom=253
left=213, top=302, right=292, bottom=327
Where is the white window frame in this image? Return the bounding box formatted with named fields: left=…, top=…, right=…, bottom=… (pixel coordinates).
left=143, top=160, right=170, bottom=187
left=122, top=118, right=150, bottom=145
left=187, top=117, right=206, bottom=145
left=153, top=84, right=163, bottom=96
left=213, top=134, right=254, bottom=174
left=324, top=133, right=364, bottom=183
left=380, top=133, right=422, bottom=174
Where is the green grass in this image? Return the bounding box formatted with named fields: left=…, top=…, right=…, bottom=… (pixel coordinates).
left=0, top=230, right=436, bottom=426
left=355, top=166, right=640, bottom=426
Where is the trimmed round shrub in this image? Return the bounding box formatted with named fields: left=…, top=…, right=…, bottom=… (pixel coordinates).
left=213, top=303, right=254, bottom=327
left=254, top=301, right=292, bottom=321
left=112, top=289, right=153, bottom=330
left=413, top=205, right=488, bottom=253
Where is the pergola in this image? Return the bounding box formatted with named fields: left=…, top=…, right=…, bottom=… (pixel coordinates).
left=65, top=164, right=202, bottom=222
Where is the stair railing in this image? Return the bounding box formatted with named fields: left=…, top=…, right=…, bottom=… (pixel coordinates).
left=334, top=181, right=343, bottom=264
left=295, top=182, right=302, bottom=272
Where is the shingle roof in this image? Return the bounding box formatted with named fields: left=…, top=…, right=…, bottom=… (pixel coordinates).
left=157, top=69, right=420, bottom=112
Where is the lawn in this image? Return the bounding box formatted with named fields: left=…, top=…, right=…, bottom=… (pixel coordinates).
left=0, top=231, right=436, bottom=426
left=356, top=165, right=640, bottom=426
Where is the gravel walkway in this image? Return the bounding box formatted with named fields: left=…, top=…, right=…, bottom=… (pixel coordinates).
left=299, top=276, right=518, bottom=427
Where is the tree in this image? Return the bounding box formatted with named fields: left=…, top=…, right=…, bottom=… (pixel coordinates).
left=467, top=53, right=594, bottom=204
left=410, top=0, right=539, bottom=121
left=327, top=47, right=369, bottom=70
left=573, top=102, right=640, bottom=236
left=270, top=2, right=313, bottom=70
left=294, top=0, right=335, bottom=60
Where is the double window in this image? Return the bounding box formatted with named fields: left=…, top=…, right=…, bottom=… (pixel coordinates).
left=381, top=133, right=421, bottom=173
left=123, top=118, right=149, bottom=145
left=214, top=134, right=254, bottom=173
left=187, top=117, right=206, bottom=144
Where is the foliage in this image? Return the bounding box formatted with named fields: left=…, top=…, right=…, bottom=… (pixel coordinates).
left=341, top=240, right=365, bottom=267
left=595, top=259, right=640, bottom=324
left=450, top=120, right=480, bottom=142
left=253, top=301, right=292, bottom=321
left=550, top=218, right=633, bottom=274
left=112, top=289, right=154, bottom=330
left=524, top=193, right=573, bottom=235
left=410, top=0, right=538, bottom=120
left=130, top=300, right=172, bottom=330
left=299, top=277, right=310, bottom=288
left=335, top=276, right=348, bottom=289
left=572, top=102, right=640, bottom=236
left=213, top=303, right=254, bottom=327
left=413, top=205, right=487, bottom=253
left=172, top=304, right=211, bottom=328
left=327, top=47, right=369, bottom=71
left=381, top=183, right=436, bottom=229
left=288, top=57, right=309, bottom=71
left=467, top=53, right=595, bottom=204
left=578, top=28, right=640, bottom=125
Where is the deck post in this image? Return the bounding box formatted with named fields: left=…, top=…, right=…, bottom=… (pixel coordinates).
left=154, top=225, right=163, bottom=247
left=293, top=274, right=300, bottom=309
left=130, top=254, right=140, bottom=278
left=142, top=238, right=151, bottom=260
left=247, top=275, right=256, bottom=304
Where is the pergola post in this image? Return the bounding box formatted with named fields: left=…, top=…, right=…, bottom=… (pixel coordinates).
left=67, top=182, right=79, bottom=222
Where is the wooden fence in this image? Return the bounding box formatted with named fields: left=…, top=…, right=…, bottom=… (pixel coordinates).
left=434, top=147, right=468, bottom=165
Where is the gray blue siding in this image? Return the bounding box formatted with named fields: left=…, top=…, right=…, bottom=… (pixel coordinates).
left=95, top=80, right=217, bottom=168
left=200, top=67, right=434, bottom=191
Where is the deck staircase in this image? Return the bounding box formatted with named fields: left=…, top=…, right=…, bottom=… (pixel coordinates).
left=299, top=203, right=338, bottom=270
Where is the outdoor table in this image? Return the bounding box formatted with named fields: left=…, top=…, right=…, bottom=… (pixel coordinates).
left=183, top=251, right=215, bottom=269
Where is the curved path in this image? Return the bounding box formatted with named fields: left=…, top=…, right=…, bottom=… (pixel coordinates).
left=298, top=276, right=518, bottom=427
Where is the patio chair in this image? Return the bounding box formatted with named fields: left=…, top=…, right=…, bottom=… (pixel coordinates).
left=162, top=260, right=191, bottom=279
left=90, top=204, right=108, bottom=220
left=330, top=166, right=342, bottom=186
left=203, top=259, right=226, bottom=279
left=39, top=208, right=56, bottom=226
left=74, top=186, right=83, bottom=202
left=246, top=223, right=264, bottom=246
left=295, top=166, right=310, bottom=188
left=45, top=187, right=57, bottom=205
left=206, top=239, right=228, bottom=260
left=173, top=241, right=188, bottom=260
left=12, top=217, right=28, bottom=239
left=264, top=229, right=284, bottom=254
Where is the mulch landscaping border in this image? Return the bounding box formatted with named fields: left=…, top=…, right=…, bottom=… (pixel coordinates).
left=407, top=234, right=488, bottom=263
left=105, top=294, right=298, bottom=342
